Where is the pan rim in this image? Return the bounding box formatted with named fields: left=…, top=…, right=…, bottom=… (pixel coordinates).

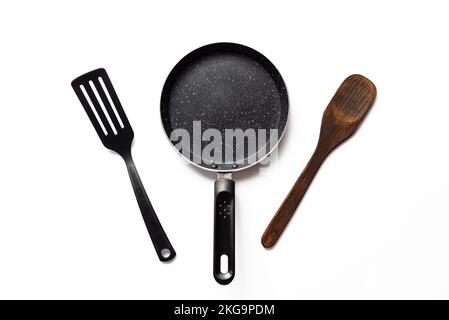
left=159, top=42, right=289, bottom=173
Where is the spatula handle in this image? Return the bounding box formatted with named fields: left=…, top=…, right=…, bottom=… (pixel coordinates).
left=262, top=148, right=328, bottom=248
left=125, top=156, right=176, bottom=262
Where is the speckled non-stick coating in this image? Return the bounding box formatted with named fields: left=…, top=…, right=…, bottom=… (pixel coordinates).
left=161, top=43, right=288, bottom=172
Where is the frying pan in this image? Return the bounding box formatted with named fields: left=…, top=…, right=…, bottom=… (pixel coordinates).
left=160, top=42, right=288, bottom=284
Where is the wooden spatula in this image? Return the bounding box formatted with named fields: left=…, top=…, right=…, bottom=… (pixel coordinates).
left=261, top=74, right=377, bottom=248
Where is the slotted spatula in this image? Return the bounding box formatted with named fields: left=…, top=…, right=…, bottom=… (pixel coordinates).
left=262, top=74, right=377, bottom=248
left=71, top=68, right=175, bottom=262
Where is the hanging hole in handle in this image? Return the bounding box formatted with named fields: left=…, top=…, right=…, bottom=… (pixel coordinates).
left=220, top=254, right=229, bottom=274
left=161, top=248, right=171, bottom=259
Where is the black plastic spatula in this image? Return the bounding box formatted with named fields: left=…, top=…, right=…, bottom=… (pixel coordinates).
left=72, top=68, right=175, bottom=262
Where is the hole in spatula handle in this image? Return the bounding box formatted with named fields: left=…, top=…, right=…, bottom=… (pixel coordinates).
left=161, top=248, right=171, bottom=259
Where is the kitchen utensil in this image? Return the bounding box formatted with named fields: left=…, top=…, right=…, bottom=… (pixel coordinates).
left=262, top=74, right=376, bottom=248
left=72, top=68, right=176, bottom=262
left=161, top=43, right=288, bottom=284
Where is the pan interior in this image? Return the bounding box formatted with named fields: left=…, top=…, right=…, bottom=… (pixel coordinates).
left=161, top=43, right=288, bottom=172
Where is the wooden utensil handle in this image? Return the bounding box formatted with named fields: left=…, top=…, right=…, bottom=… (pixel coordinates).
left=261, top=147, right=328, bottom=248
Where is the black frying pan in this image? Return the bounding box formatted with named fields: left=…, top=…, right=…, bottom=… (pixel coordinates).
left=160, top=43, right=288, bottom=284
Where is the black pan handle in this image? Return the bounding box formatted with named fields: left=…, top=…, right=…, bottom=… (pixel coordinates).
left=124, top=155, right=176, bottom=262
left=213, top=175, right=235, bottom=285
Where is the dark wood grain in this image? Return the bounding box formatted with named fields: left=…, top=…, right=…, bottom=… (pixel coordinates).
left=261, top=74, right=377, bottom=248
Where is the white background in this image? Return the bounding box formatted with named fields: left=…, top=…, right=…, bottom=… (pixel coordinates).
left=0, top=0, right=448, bottom=299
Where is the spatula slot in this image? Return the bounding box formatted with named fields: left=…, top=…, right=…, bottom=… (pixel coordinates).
left=89, top=80, right=118, bottom=135
left=80, top=84, right=108, bottom=136
left=98, top=76, right=125, bottom=129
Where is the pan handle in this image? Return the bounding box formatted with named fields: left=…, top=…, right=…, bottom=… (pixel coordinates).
left=213, top=174, right=235, bottom=285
